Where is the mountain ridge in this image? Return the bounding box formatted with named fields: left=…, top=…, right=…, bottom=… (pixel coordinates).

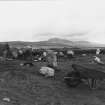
left=47, top=38, right=105, bottom=47
left=0, top=38, right=104, bottom=48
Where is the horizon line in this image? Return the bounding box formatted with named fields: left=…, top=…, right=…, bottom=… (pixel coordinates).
left=0, top=39, right=104, bottom=45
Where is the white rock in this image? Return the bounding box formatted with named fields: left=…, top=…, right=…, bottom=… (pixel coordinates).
left=2, top=97, right=10, bottom=102
left=39, top=66, right=54, bottom=77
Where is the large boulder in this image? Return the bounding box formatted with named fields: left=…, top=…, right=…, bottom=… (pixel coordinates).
left=39, top=66, right=55, bottom=77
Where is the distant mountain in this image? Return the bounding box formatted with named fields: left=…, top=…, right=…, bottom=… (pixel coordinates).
left=0, top=38, right=105, bottom=48
left=0, top=40, right=71, bottom=48
left=47, top=38, right=105, bottom=48
left=48, top=38, right=73, bottom=45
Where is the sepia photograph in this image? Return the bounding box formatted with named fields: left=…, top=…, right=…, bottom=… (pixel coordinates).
left=0, top=0, right=105, bottom=105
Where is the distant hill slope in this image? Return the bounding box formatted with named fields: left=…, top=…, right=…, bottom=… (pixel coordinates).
left=0, top=38, right=105, bottom=48
left=47, top=38, right=105, bottom=48
left=0, top=41, right=72, bottom=48
left=48, top=38, right=74, bottom=45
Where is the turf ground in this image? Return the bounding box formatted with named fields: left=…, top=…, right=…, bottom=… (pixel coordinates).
left=0, top=55, right=105, bottom=105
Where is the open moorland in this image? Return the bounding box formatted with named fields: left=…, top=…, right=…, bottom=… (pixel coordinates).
left=0, top=55, right=105, bottom=105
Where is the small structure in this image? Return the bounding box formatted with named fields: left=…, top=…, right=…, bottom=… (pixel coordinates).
left=64, top=64, right=105, bottom=89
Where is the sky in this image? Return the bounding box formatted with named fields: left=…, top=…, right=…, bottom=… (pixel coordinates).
left=0, top=0, right=105, bottom=44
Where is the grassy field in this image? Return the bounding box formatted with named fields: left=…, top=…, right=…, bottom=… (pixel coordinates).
left=0, top=55, right=105, bottom=105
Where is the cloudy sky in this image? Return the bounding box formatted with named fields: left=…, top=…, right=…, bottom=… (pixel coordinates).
left=0, top=0, right=105, bottom=44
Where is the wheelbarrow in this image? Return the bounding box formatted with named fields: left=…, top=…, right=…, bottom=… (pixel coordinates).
left=64, top=63, right=105, bottom=89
